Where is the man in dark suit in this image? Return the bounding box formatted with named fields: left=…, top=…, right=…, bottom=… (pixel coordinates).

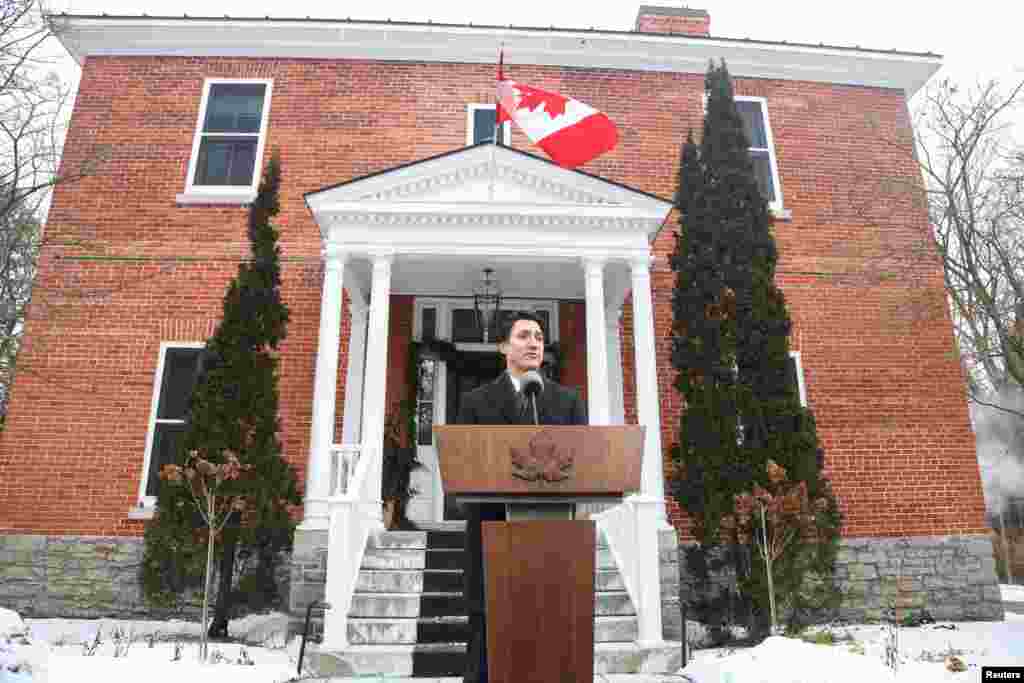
left=456, top=310, right=587, bottom=683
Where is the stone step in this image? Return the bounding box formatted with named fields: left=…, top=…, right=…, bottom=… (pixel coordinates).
left=347, top=616, right=469, bottom=645
left=596, top=569, right=626, bottom=591
left=350, top=592, right=461, bottom=618
left=362, top=547, right=427, bottom=570
left=425, top=548, right=464, bottom=570
left=349, top=591, right=635, bottom=618
left=368, top=531, right=428, bottom=550
left=425, top=530, right=466, bottom=549
left=361, top=545, right=614, bottom=571
left=308, top=640, right=682, bottom=678
left=423, top=569, right=463, bottom=593
left=346, top=615, right=638, bottom=645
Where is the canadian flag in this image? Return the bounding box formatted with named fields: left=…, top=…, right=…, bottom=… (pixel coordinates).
left=496, top=54, right=618, bottom=168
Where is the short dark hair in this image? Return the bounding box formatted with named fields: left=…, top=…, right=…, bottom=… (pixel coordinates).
left=496, top=310, right=545, bottom=344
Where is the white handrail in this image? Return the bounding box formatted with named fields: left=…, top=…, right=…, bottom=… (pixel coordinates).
left=322, top=442, right=384, bottom=649
left=594, top=499, right=641, bottom=614
left=329, top=445, right=363, bottom=496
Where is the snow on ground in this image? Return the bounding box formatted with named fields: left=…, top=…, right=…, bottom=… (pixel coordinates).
left=45, top=642, right=296, bottom=683
left=681, top=615, right=1024, bottom=683
left=1, top=609, right=1022, bottom=682
left=1001, top=583, right=1024, bottom=603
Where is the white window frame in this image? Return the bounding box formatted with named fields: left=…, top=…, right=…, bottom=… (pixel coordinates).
left=413, top=298, right=559, bottom=346
left=734, top=96, right=785, bottom=214
left=467, top=104, right=511, bottom=146
left=177, top=78, right=274, bottom=205
left=789, top=350, right=808, bottom=407
left=134, top=341, right=204, bottom=511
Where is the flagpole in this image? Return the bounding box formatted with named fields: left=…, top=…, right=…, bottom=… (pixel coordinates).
left=494, top=45, right=504, bottom=147
left=489, top=45, right=504, bottom=202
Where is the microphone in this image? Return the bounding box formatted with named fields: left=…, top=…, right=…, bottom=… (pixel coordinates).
left=521, top=370, right=544, bottom=424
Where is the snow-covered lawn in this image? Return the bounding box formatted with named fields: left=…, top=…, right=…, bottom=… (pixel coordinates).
left=3, top=589, right=1024, bottom=682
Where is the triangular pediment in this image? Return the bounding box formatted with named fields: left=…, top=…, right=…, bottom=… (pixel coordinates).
left=304, top=143, right=671, bottom=215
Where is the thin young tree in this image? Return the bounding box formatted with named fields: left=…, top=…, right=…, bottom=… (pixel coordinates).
left=141, top=153, right=301, bottom=631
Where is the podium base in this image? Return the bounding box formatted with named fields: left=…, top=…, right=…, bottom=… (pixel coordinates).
left=483, top=520, right=595, bottom=683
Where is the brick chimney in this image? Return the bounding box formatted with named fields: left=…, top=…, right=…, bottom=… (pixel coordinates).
left=635, top=5, right=710, bottom=36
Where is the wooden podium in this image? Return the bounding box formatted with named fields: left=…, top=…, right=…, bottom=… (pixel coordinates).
left=433, top=425, right=644, bottom=683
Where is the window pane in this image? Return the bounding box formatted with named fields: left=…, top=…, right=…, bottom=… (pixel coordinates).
left=452, top=308, right=482, bottom=343
left=750, top=151, right=775, bottom=202
left=204, top=83, right=265, bottom=134
left=146, top=423, right=187, bottom=497
left=195, top=137, right=258, bottom=186
left=785, top=355, right=799, bottom=394
left=421, top=307, right=437, bottom=341
left=157, top=348, right=202, bottom=419
left=473, top=108, right=498, bottom=145
left=736, top=100, right=768, bottom=148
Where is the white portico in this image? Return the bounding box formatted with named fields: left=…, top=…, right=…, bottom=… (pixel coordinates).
left=301, top=143, right=674, bottom=651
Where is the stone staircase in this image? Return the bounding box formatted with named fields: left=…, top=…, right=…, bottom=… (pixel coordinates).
left=308, top=523, right=681, bottom=678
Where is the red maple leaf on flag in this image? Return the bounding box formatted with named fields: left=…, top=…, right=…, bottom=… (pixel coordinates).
left=514, top=84, right=569, bottom=119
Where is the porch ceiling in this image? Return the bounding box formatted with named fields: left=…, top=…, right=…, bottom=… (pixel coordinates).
left=344, top=253, right=632, bottom=303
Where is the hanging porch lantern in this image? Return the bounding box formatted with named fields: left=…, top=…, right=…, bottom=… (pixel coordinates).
left=473, top=267, right=503, bottom=343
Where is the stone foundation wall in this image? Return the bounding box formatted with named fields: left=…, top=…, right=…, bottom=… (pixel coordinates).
left=0, top=533, right=291, bottom=620
left=288, top=528, right=328, bottom=636
left=658, top=528, right=682, bottom=641
left=677, top=534, right=1004, bottom=625
left=0, top=535, right=149, bottom=618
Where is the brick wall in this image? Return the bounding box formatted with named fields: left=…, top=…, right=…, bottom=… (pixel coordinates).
left=0, top=54, right=986, bottom=542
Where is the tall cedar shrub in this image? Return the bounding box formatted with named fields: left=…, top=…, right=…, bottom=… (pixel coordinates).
left=670, top=61, right=841, bottom=635
left=142, top=153, right=301, bottom=626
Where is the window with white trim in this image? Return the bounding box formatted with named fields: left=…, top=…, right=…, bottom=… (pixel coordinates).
left=787, top=350, right=808, bottom=407
left=467, top=104, right=511, bottom=145
left=735, top=97, right=783, bottom=210
left=182, top=79, right=273, bottom=199
left=138, top=343, right=204, bottom=503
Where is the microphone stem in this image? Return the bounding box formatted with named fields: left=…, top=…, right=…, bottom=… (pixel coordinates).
left=531, top=394, right=539, bottom=425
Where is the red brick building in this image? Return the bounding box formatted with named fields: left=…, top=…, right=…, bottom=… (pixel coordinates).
left=0, top=3, right=1001, bottom=667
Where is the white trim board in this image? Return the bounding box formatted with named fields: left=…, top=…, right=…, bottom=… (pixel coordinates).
left=53, top=15, right=941, bottom=95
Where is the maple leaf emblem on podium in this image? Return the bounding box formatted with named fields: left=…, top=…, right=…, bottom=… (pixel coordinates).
left=510, top=431, right=573, bottom=483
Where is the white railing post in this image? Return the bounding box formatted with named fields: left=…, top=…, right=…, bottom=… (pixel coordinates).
left=301, top=246, right=347, bottom=530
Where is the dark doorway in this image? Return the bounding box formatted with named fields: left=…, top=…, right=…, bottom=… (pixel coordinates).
left=443, top=350, right=503, bottom=520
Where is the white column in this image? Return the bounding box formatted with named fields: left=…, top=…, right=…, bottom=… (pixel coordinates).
left=340, top=290, right=368, bottom=446
left=360, top=252, right=394, bottom=482
left=607, top=306, right=625, bottom=425
left=583, top=257, right=611, bottom=425
left=630, top=255, right=666, bottom=503
left=301, top=247, right=346, bottom=530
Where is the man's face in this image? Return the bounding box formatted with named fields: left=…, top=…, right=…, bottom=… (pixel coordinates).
left=500, top=319, right=544, bottom=375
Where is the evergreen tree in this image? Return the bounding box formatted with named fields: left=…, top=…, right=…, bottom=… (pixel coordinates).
left=670, top=62, right=841, bottom=634
left=142, top=153, right=301, bottom=628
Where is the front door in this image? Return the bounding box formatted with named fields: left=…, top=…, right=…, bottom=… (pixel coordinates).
left=442, top=351, right=505, bottom=519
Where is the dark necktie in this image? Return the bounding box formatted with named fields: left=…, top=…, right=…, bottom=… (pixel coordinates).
left=518, top=390, right=533, bottom=424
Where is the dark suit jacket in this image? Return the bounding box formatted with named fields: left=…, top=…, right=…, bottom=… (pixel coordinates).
left=456, top=372, right=587, bottom=426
